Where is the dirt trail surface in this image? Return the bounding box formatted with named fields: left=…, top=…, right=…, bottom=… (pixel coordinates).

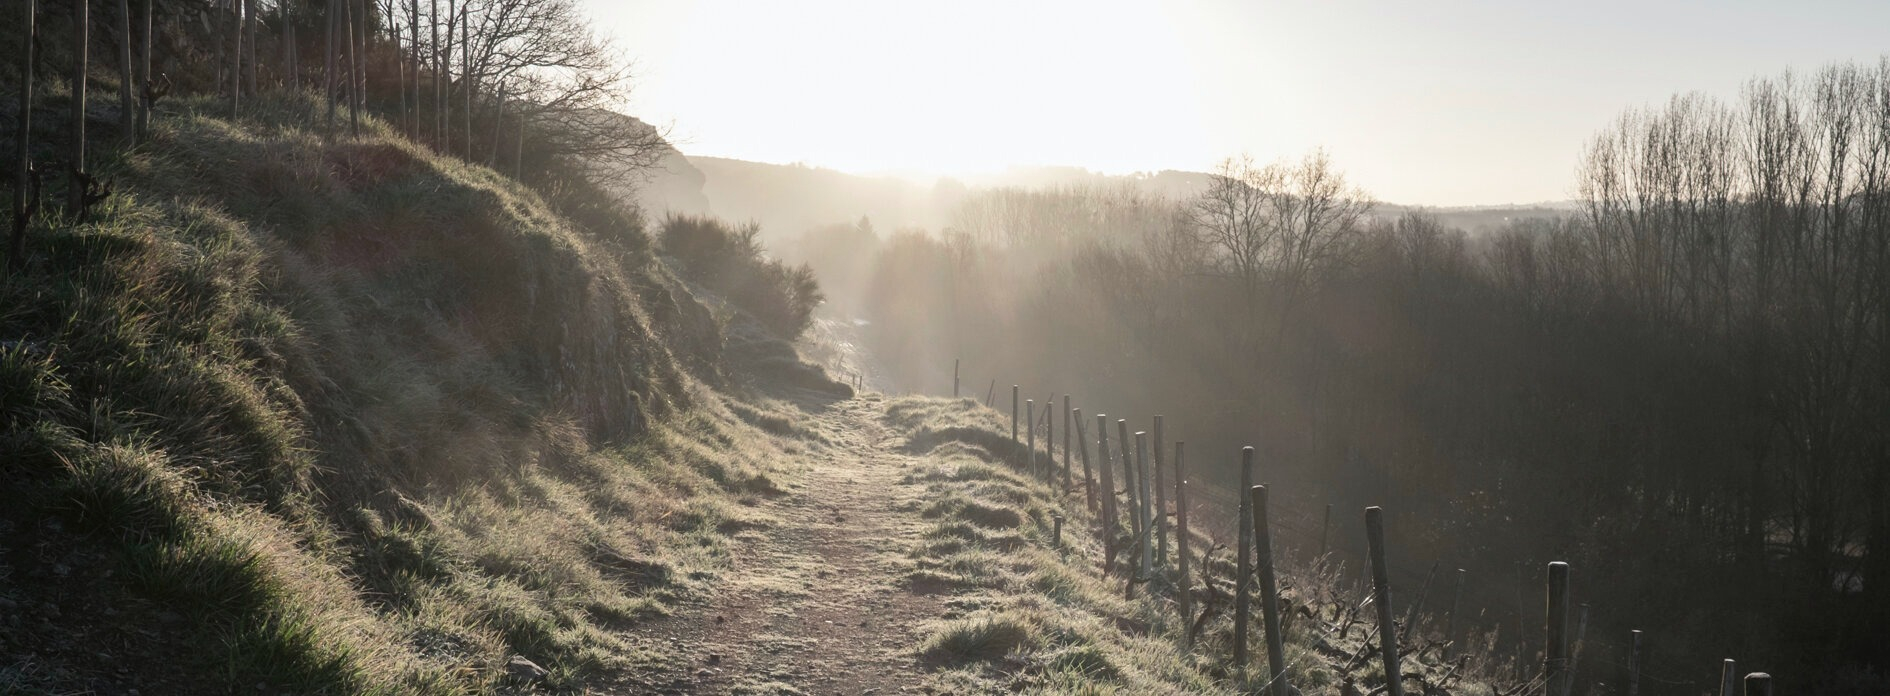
left=601, top=394, right=946, bottom=695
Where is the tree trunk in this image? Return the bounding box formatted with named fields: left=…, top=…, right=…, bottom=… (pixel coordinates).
left=394, top=23, right=405, bottom=136
left=9, top=0, right=33, bottom=272
left=228, top=0, right=241, bottom=117
left=353, top=0, right=366, bottom=116
left=408, top=0, right=420, bottom=137
left=487, top=83, right=504, bottom=167
left=116, top=0, right=134, bottom=144
left=344, top=0, right=358, bottom=136
left=136, top=0, right=149, bottom=140
left=460, top=5, right=470, bottom=160
left=281, top=2, right=296, bottom=90
left=430, top=0, right=441, bottom=147
left=441, top=0, right=453, bottom=153
left=67, top=0, right=88, bottom=217
left=325, top=0, right=336, bottom=130
left=244, top=0, right=257, bottom=94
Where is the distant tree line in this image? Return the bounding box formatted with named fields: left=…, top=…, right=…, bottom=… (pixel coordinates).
left=832, top=58, right=1890, bottom=695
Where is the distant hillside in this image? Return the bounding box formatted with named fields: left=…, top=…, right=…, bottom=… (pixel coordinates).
left=632, top=155, right=1575, bottom=247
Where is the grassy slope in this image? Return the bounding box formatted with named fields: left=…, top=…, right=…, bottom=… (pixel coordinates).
left=0, top=93, right=793, bottom=694
left=879, top=396, right=1508, bottom=695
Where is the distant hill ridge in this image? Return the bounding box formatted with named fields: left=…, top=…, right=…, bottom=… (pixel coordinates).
left=632, top=150, right=1576, bottom=246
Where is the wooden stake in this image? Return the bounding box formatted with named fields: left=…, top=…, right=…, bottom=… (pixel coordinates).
left=953, top=359, right=959, bottom=397
left=1234, top=446, right=1255, bottom=670
left=1251, top=485, right=1289, bottom=696
left=1135, top=431, right=1153, bottom=586
left=1444, top=568, right=1466, bottom=659
left=1027, top=399, right=1035, bottom=475
left=1119, top=419, right=1142, bottom=587
left=1743, top=672, right=1771, bottom=696
left=1095, top=414, right=1117, bottom=573
left=1626, top=630, right=1642, bottom=696
left=1074, top=408, right=1094, bottom=511
left=1011, top=385, right=1019, bottom=443
left=1063, top=395, right=1073, bottom=495
left=1546, top=562, right=1570, bottom=696
left=1571, top=603, right=1590, bottom=690
left=1366, top=506, right=1403, bottom=696
left=1152, top=415, right=1168, bottom=567
left=1174, top=441, right=1192, bottom=648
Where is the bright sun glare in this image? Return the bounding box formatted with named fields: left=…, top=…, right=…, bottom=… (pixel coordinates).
left=590, top=0, right=1890, bottom=205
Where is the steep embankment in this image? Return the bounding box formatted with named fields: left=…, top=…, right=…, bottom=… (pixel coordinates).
left=0, top=94, right=797, bottom=694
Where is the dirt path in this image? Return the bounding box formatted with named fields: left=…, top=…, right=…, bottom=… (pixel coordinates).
left=601, top=395, right=946, bottom=695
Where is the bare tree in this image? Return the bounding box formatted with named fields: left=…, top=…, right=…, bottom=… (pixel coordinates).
left=326, top=0, right=337, bottom=130
left=136, top=0, right=151, bottom=139
left=344, top=0, right=358, bottom=136
left=68, top=0, right=89, bottom=216
left=9, top=0, right=35, bottom=273
left=116, top=0, right=135, bottom=144
left=244, top=0, right=258, bottom=94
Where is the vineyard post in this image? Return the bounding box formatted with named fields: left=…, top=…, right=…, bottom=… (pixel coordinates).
left=1011, top=385, right=1019, bottom=443
left=1026, top=399, right=1035, bottom=475
left=1743, top=673, right=1771, bottom=696
left=1571, top=603, right=1590, bottom=688
left=1135, top=431, right=1153, bottom=587
left=1044, top=394, right=1054, bottom=480
left=1152, top=415, right=1168, bottom=567
left=1546, top=562, right=1570, bottom=696
left=1625, top=630, right=1643, bottom=696
left=1174, top=441, right=1192, bottom=648
left=1251, top=485, right=1289, bottom=696
left=1366, top=506, right=1404, bottom=696
left=1119, top=419, right=1142, bottom=586
left=1052, top=512, right=1063, bottom=548
left=1096, top=414, right=1117, bottom=572
left=1063, top=395, right=1073, bottom=495
left=1444, top=569, right=1466, bottom=658
left=1074, top=408, right=1094, bottom=511
left=1234, top=446, right=1255, bottom=670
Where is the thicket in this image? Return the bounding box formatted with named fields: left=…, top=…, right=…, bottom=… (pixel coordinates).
left=660, top=213, right=824, bottom=340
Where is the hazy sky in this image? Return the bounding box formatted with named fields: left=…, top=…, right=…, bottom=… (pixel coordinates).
left=585, top=0, right=1890, bottom=206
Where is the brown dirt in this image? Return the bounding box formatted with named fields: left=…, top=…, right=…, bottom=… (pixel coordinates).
left=596, top=394, right=948, bottom=695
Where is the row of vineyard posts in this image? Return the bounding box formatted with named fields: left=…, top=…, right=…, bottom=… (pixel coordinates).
left=955, top=358, right=1780, bottom=695
left=9, top=0, right=535, bottom=277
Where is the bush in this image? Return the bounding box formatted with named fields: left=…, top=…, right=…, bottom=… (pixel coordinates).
left=659, top=215, right=823, bottom=340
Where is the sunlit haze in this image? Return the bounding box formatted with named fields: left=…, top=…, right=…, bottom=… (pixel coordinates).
left=587, top=0, right=1890, bottom=205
